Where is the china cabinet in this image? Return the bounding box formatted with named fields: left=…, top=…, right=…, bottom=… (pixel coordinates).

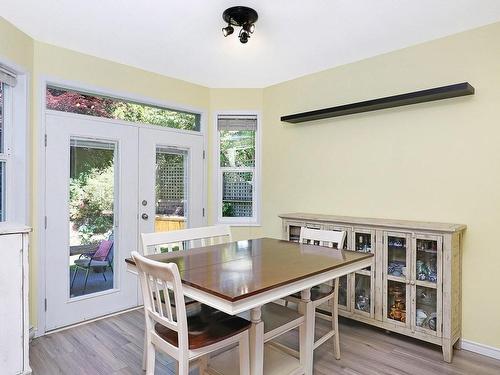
left=280, top=213, right=465, bottom=362
left=0, top=223, right=32, bottom=374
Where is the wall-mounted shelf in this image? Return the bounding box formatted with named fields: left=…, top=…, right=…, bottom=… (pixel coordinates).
left=280, top=82, right=475, bottom=124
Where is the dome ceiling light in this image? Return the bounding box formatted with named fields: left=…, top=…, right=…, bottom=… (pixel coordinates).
left=222, top=6, right=258, bottom=44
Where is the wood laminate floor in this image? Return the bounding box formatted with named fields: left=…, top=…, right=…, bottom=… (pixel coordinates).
left=30, top=309, right=500, bottom=375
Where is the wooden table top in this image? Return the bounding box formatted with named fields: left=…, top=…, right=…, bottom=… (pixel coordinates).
left=126, top=237, right=373, bottom=302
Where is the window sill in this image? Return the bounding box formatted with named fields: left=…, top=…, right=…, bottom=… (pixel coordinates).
left=216, top=221, right=261, bottom=227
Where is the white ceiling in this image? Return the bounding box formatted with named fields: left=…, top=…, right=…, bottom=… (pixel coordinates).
left=1, top=0, right=500, bottom=88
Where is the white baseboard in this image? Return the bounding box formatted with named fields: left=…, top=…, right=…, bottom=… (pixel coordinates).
left=461, top=339, right=500, bottom=361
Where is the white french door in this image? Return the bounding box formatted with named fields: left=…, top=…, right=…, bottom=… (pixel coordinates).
left=138, top=127, right=204, bottom=235
left=44, top=113, right=204, bottom=331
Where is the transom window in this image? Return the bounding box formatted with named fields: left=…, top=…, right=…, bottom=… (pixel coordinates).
left=216, top=114, right=260, bottom=225
left=46, top=85, right=201, bottom=132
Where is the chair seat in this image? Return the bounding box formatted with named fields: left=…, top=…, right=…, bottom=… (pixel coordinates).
left=155, top=305, right=251, bottom=350
left=74, top=258, right=109, bottom=268
left=290, top=283, right=335, bottom=301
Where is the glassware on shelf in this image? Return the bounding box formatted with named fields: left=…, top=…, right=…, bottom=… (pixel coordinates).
left=354, top=274, right=370, bottom=313
left=387, top=236, right=407, bottom=277
left=355, top=233, right=372, bottom=253
left=416, top=286, right=437, bottom=331
left=387, top=281, right=406, bottom=322
left=416, top=239, right=438, bottom=283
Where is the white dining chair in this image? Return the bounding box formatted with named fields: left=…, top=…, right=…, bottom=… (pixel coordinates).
left=139, top=225, right=232, bottom=370
left=141, top=225, right=232, bottom=255
left=132, top=251, right=250, bottom=375
left=284, top=227, right=346, bottom=360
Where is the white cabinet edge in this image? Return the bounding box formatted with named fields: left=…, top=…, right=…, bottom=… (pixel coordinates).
left=0, top=222, right=32, bottom=235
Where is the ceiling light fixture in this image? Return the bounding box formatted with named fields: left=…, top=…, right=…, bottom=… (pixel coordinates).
left=222, top=6, right=258, bottom=44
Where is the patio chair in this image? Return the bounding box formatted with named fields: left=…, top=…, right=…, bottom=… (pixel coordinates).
left=132, top=251, right=250, bottom=375
left=70, top=239, right=114, bottom=293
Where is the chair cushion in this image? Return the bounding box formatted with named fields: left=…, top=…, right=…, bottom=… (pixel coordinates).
left=155, top=305, right=251, bottom=349
left=290, top=283, right=335, bottom=301
left=93, top=240, right=113, bottom=261
left=74, top=258, right=110, bottom=268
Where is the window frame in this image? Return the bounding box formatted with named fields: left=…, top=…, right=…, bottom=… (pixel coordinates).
left=214, top=111, right=261, bottom=226
left=0, top=62, right=29, bottom=224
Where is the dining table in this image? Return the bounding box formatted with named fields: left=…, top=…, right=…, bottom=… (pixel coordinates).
left=125, top=237, right=373, bottom=375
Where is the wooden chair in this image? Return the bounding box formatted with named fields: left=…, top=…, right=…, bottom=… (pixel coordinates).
left=284, top=227, right=346, bottom=360
left=140, top=225, right=232, bottom=370
left=132, top=251, right=250, bottom=375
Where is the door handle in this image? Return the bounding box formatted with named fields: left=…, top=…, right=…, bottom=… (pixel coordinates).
left=141, top=213, right=149, bottom=220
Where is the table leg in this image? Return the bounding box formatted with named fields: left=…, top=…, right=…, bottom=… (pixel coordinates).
left=249, top=306, right=264, bottom=375
left=299, top=288, right=314, bottom=375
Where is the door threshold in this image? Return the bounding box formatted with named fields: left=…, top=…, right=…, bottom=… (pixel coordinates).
left=43, top=305, right=142, bottom=336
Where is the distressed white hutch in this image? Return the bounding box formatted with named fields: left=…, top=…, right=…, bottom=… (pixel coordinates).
left=0, top=223, right=32, bottom=374
left=280, top=213, right=465, bottom=362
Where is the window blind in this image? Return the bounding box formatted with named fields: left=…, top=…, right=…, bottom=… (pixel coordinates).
left=217, top=115, right=257, bottom=131
left=0, top=65, right=17, bottom=87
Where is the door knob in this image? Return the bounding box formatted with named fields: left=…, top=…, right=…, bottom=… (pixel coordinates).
left=141, top=213, right=149, bottom=220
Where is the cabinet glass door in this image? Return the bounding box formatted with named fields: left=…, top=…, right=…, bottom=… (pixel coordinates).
left=412, top=235, right=442, bottom=335
left=387, top=280, right=408, bottom=324
left=329, top=225, right=351, bottom=311
left=286, top=222, right=303, bottom=242
left=338, top=275, right=349, bottom=309
left=384, top=232, right=411, bottom=326
left=352, top=230, right=375, bottom=316
left=353, top=273, right=371, bottom=314
left=387, top=234, right=409, bottom=280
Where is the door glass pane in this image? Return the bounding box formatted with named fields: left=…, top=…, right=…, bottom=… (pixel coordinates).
left=222, top=171, right=253, bottom=217
left=387, top=235, right=407, bottom=279
left=155, top=148, right=188, bottom=236
left=69, top=139, right=115, bottom=298
left=416, top=286, right=437, bottom=331
left=387, top=280, right=406, bottom=323
left=338, top=275, right=348, bottom=307
left=354, top=273, right=371, bottom=313
left=416, top=239, right=438, bottom=283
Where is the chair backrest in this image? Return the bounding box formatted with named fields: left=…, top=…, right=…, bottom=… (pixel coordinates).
left=132, top=251, right=188, bottom=354
left=92, top=240, right=114, bottom=261
left=299, top=227, right=346, bottom=249
left=141, top=225, right=232, bottom=255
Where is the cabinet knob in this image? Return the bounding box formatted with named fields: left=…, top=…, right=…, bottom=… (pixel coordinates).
left=410, top=280, right=415, bottom=285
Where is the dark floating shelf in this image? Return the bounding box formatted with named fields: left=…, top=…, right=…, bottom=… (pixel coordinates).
left=281, top=82, right=475, bottom=124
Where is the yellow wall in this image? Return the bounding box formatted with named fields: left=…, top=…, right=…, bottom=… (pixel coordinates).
left=2, top=14, right=500, bottom=349
left=208, top=88, right=264, bottom=241
left=261, top=22, right=500, bottom=348
left=0, top=17, right=33, bottom=71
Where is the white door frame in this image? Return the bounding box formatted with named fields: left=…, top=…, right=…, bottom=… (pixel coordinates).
left=36, top=76, right=208, bottom=336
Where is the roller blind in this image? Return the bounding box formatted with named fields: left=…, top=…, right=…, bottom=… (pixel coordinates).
left=217, top=115, right=257, bottom=131
left=0, top=65, right=17, bottom=87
